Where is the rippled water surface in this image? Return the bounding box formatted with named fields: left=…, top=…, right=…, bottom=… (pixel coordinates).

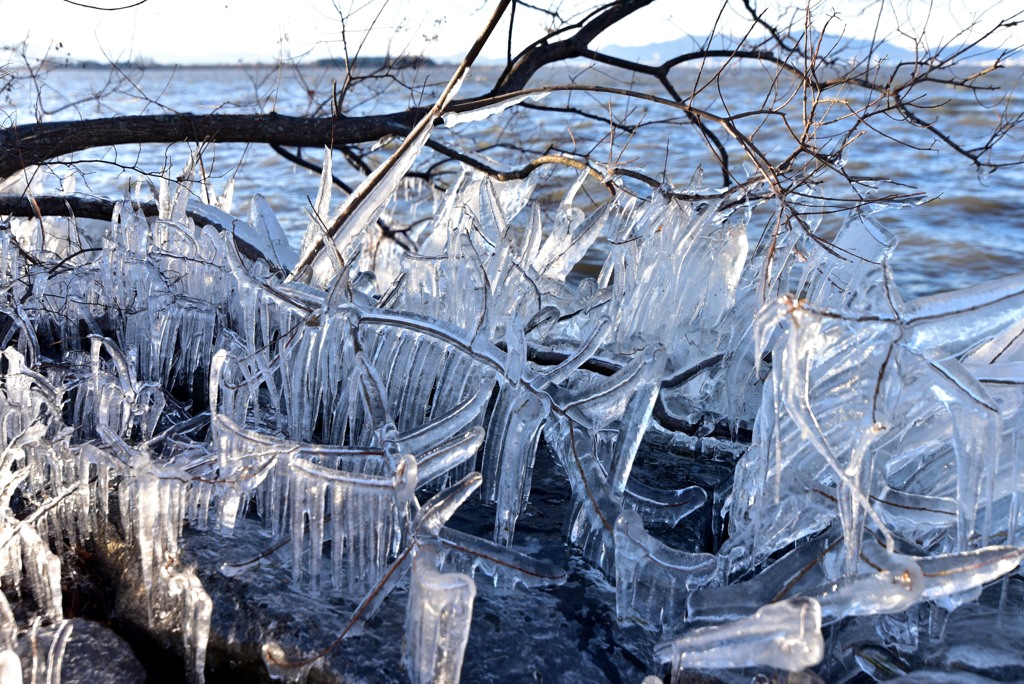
left=11, top=62, right=1024, bottom=298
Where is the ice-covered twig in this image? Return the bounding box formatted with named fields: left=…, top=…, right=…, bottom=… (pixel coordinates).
left=655, top=597, right=825, bottom=673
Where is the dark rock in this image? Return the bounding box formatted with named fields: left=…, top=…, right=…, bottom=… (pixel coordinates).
left=14, top=618, right=146, bottom=684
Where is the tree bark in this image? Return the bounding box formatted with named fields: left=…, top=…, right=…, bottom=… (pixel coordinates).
left=0, top=111, right=425, bottom=181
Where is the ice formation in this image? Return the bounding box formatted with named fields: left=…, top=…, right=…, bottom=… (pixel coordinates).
left=655, top=597, right=825, bottom=673
left=1, top=119, right=1024, bottom=684
left=404, top=545, right=475, bottom=684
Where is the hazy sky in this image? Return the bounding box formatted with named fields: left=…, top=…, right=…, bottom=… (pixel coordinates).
left=3, top=0, right=1023, bottom=65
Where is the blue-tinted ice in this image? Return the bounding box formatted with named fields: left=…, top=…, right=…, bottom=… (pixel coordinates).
left=2, top=143, right=1024, bottom=684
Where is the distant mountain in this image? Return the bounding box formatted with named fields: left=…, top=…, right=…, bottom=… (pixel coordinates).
left=599, top=34, right=1004, bottom=65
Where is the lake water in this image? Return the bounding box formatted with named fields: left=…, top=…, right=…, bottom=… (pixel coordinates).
left=9, top=62, right=1024, bottom=299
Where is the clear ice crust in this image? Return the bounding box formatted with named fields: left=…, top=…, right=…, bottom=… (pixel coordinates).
left=1, top=146, right=1024, bottom=683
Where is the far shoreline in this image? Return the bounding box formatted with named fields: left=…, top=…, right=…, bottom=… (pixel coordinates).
left=35, top=55, right=458, bottom=71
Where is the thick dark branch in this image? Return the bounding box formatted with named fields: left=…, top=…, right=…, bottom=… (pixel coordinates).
left=493, top=0, right=657, bottom=93
left=0, top=111, right=423, bottom=181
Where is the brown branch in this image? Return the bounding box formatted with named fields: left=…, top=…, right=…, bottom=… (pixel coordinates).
left=0, top=111, right=423, bottom=181
left=62, top=0, right=149, bottom=9
left=493, top=0, right=658, bottom=93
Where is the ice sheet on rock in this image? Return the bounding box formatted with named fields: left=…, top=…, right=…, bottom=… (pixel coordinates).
left=405, top=545, right=475, bottom=684
left=15, top=619, right=73, bottom=684
left=614, top=510, right=718, bottom=631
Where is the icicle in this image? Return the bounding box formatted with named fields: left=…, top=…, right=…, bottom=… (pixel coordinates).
left=0, top=650, right=20, bottom=684
left=0, top=594, right=15, bottom=651
left=281, top=452, right=418, bottom=597
left=414, top=427, right=485, bottom=490
left=917, top=545, right=1024, bottom=608
left=807, top=557, right=923, bottom=621
left=211, top=414, right=292, bottom=535
left=165, top=567, right=213, bottom=684
left=248, top=194, right=298, bottom=272
left=904, top=272, right=1024, bottom=356
left=491, top=389, right=549, bottom=547
left=404, top=545, right=476, bottom=684
left=296, top=147, right=334, bottom=271
left=17, top=526, right=62, bottom=625
left=688, top=534, right=835, bottom=624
